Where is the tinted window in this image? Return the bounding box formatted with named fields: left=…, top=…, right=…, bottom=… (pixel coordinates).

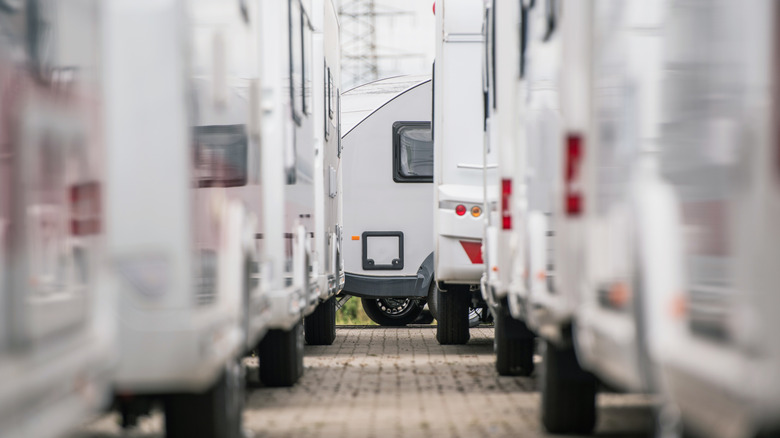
left=393, top=122, right=433, bottom=183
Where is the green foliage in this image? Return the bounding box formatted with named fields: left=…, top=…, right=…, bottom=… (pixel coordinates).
left=336, top=297, right=377, bottom=325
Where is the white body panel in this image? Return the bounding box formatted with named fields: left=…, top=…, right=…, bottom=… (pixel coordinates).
left=433, top=0, right=490, bottom=286
left=573, top=0, right=667, bottom=394
left=0, top=2, right=116, bottom=436
left=342, top=77, right=434, bottom=297
left=646, top=1, right=780, bottom=435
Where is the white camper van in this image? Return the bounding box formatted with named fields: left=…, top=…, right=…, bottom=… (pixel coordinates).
left=0, top=2, right=116, bottom=437
left=433, top=0, right=492, bottom=344
left=645, top=1, right=780, bottom=436
left=342, top=76, right=435, bottom=326
left=551, top=0, right=669, bottom=433
left=480, top=0, right=536, bottom=377
left=104, top=0, right=255, bottom=434
left=305, top=0, right=344, bottom=345
left=499, top=1, right=600, bottom=433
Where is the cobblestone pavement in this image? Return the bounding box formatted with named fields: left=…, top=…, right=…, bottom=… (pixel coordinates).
left=71, top=326, right=656, bottom=438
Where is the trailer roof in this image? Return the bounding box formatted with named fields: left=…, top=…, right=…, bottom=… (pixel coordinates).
left=341, top=75, right=431, bottom=136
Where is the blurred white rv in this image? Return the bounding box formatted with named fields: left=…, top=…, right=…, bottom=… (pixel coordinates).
left=555, top=1, right=670, bottom=434
left=644, top=0, right=780, bottom=436
left=104, top=0, right=341, bottom=432
left=0, top=1, right=116, bottom=437
left=432, top=0, right=492, bottom=344
left=104, top=0, right=256, bottom=435
left=499, top=0, right=600, bottom=433
left=480, top=0, right=536, bottom=377
left=341, top=76, right=434, bottom=326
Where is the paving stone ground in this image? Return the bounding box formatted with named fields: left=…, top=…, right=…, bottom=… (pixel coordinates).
left=71, top=326, right=656, bottom=438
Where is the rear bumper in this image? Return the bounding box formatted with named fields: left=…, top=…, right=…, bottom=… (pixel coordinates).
left=343, top=273, right=429, bottom=298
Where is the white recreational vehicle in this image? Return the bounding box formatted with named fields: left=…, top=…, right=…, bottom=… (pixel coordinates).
left=0, top=1, right=116, bottom=437
left=104, top=0, right=253, bottom=434
left=433, top=0, right=493, bottom=344
left=341, top=76, right=435, bottom=326
left=103, top=0, right=342, bottom=434
left=480, top=0, right=536, bottom=377
left=305, top=0, right=344, bottom=345
left=645, top=0, right=780, bottom=436
left=548, top=0, right=669, bottom=434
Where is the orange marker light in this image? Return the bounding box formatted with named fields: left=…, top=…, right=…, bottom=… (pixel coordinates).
left=608, top=282, right=630, bottom=309
left=669, top=294, right=687, bottom=319
left=352, top=236, right=360, bottom=241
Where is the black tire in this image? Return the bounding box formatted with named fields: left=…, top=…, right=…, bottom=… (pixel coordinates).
left=258, top=321, right=304, bottom=387
left=305, top=296, right=336, bottom=345
left=361, top=297, right=424, bottom=326
left=541, top=340, right=598, bottom=434
left=494, top=308, right=535, bottom=376
left=164, top=358, right=244, bottom=438
left=426, top=281, right=439, bottom=321
left=436, top=284, right=471, bottom=344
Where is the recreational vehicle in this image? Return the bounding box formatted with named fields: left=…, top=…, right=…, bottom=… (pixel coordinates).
left=341, top=76, right=434, bottom=326
left=104, top=0, right=254, bottom=434
left=553, top=0, right=669, bottom=433
left=645, top=0, right=780, bottom=436
left=432, top=0, right=492, bottom=344
left=499, top=0, right=599, bottom=433
left=480, top=0, right=536, bottom=377
left=0, top=1, right=116, bottom=436
left=305, top=0, right=343, bottom=345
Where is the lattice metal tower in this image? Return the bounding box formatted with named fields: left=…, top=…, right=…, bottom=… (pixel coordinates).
left=339, top=0, right=379, bottom=88
left=338, top=0, right=412, bottom=89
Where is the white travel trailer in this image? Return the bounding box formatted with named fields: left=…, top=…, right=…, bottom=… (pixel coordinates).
left=480, top=0, right=536, bottom=376
left=0, top=2, right=116, bottom=437
left=645, top=1, right=780, bottom=436
left=341, top=76, right=435, bottom=326
left=433, top=0, right=492, bottom=344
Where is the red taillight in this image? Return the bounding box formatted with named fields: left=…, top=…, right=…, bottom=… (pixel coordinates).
left=501, top=178, right=512, bottom=230
left=455, top=204, right=466, bottom=216
left=70, top=181, right=101, bottom=236
left=564, top=134, right=584, bottom=216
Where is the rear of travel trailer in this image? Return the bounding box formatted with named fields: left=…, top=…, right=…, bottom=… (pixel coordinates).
left=433, top=0, right=491, bottom=344
left=342, top=76, right=434, bottom=326
left=0, top=2, right=116, bottom=436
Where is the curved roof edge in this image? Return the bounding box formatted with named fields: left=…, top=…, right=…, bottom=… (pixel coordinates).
left=341, top=75, right=431, bottom=137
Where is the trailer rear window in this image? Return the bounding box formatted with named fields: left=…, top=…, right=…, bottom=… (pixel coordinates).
left=393, top=122, right=433, bottom=183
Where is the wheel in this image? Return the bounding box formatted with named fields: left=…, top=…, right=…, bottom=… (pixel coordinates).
left=541, top=339, right=598, bottom=434
left=305, top=296, right=336, bottom=345
left=494, top=307, right=535, bottom=376
left=436, top=284, right=471, bottom=345
left=361, top=297, right=425, bottom=326
left=426, top=281, right=439, bottom=321
left=164, top=357, right=244, bottom=438
left=258, top=321, right=304, bottom=387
